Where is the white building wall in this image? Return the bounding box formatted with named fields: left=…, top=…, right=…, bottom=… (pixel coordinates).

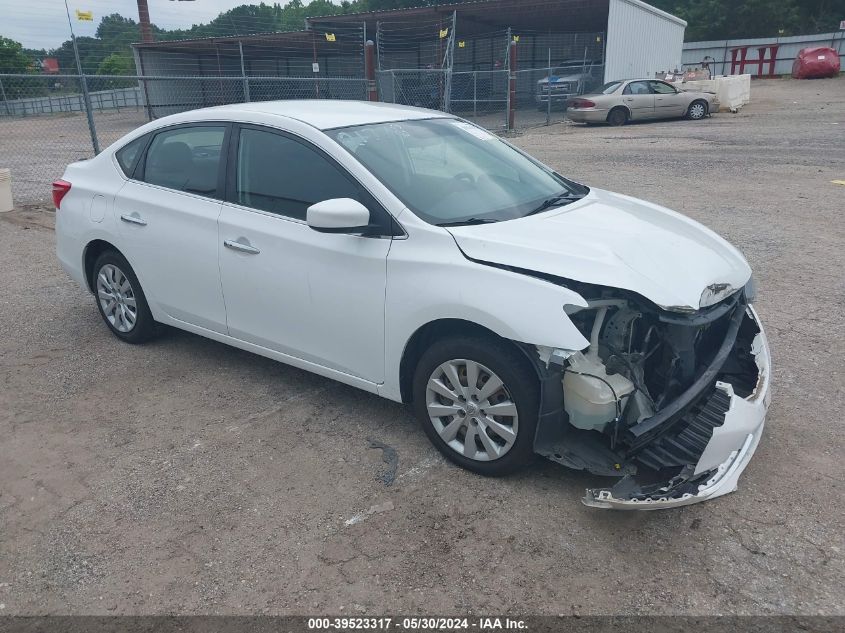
left=682, top=32, right=845, bottom=77
left=604, top=0, right=687, bottom=82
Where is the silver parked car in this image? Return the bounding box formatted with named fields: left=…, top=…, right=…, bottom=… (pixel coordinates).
left=566, top=79, right=719, bottom=126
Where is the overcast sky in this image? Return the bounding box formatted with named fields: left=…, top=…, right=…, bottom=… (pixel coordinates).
left=2, top=0, right=334, bottom=50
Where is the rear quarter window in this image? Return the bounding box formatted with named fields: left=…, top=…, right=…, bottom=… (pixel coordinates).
left=115, top=135, right=148, bottom=177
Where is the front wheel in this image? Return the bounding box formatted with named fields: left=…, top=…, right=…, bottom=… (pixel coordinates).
left=687, top=100, right=708, bottom=120
left=412, top=336, right=538, bottom=476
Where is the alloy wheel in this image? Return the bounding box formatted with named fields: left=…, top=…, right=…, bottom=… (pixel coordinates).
left=96, top=263, right=138, bottom=333
left=425, top=359, right=519, bottom=461
left=689, top=103, right=706, bottom=119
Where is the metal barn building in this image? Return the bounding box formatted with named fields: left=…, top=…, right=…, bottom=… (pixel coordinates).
left=131, top=0, right=685, bottom=121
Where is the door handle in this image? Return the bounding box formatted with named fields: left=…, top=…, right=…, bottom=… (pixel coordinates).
left=224, top=239, right=260, bottom=255
left=120, top=213, right=147, bottom=226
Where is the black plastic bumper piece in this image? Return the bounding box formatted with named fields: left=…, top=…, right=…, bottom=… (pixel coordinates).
left=633, top=386, right=731, bottom=471
left=624, top=299, right=747, bottom=451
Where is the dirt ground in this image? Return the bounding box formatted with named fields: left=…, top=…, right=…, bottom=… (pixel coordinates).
left=0, top=109, right=149, bottom=206
left=0, top=78, right=843, bottom=616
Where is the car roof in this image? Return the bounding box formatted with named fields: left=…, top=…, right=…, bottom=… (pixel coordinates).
left=189, top=100, right=451, bottom=130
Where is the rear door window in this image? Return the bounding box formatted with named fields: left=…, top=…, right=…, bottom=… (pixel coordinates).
left=141, top=126, right=226, bottom=197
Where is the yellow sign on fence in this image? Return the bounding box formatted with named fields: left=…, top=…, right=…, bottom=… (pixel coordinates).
left=325, top=33, right=336, bottom=42
left=75, top=9, right=93, bottom=21
left=458, top=40, right=466, bottom=48
left=439, top=28, right=449, bottom=39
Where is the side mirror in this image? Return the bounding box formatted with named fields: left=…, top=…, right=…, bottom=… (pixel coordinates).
left=306, top=198, right=371, bottom=234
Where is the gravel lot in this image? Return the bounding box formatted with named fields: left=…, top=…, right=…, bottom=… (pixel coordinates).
left=0, top=109, right=149, bottom=205
left=0, top=78, right=843, bottom=616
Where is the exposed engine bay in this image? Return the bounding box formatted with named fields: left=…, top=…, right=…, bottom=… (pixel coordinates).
left=532, top=281, right=769, bottom=509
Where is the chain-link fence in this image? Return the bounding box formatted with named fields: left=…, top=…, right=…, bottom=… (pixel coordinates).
left=0, top=73, right=368, bottom=205
left=0, top=75, right=100, bottom=205
left=1, top=62, right=601, bottom=206
left=512, top=63, right=605, bottom=129
left=449, top=70, right=509, bottom=130
left=133, top=75, right=367, bottom=118
left=376, top=66, right=604, bottom=131
left=377, top=68, right=511, bottom=130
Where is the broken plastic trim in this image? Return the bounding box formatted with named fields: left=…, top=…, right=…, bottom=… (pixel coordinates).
left=623, top=293, right=747, bottom=450
left=582, top=307, right=770, bottom=510
left=583, top=431, right=755, bottom=509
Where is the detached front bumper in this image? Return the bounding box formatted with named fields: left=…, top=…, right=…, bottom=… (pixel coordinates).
left=583, top=306, right=771, bottom=510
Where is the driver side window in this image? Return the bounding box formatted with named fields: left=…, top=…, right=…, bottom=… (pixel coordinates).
left=649, top=81, right=677, bottom=94
left=235, top=128, right=361, bottom=221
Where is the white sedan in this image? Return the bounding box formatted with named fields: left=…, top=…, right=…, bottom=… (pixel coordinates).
left=54, top=101, right=771, bottom=509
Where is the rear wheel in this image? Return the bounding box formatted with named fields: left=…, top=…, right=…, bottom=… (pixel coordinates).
left=92, top=250, right=156, bottom=344
left=412, top=336, right=538, bottom=476
left=607, top=107, right=628, bottom=126
left=687, top=100, right=708, bottom=120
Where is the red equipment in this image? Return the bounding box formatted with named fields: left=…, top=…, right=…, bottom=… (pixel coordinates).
left=791, top=47, right=841, bottom=79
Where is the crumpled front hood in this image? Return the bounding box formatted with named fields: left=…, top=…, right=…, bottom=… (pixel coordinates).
left=446, top=188, right=751, bottom=311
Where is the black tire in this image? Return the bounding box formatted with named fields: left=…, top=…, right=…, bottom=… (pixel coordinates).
left=607, top=107, right=629, bottom=126
left=412, top=335, right=539, bottom=476
left=687, top=99, right=708, bottom=120
left=91, top=250, right=156, bottom=344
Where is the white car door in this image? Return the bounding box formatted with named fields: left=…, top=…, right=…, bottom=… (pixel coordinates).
left=621, top=81, right=656, bottom=119
left=113, top=123, right=229, bottom=333
left=650, top=80, right=687, bottom=118
left=217, top=125, right=394, bottom=383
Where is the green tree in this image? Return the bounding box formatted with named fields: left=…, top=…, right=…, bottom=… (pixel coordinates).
left=96, top=13, right=139, bottom=43
left=97, top=52, right=133, bottom=75
left=0, top=36, right=32, bottom=73
left=649, top=0, right=838, bottom=40
left=794, top=0, right=845, bottom=33
left=0, top=36, right=49, bottom=100
left=94, top=52, right=136, bottom=89
left=49, top=36, right=102, bottom=74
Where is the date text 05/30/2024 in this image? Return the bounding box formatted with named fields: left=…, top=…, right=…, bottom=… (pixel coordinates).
left=307, top=617, right=528, bottom=631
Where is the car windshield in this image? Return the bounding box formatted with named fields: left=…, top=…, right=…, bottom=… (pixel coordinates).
left=326, top=118, right=586, bottom=226
left=597, top=81, right=623, bottom=94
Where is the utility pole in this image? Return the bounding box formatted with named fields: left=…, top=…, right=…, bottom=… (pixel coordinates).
left=63, top=0, right=100, bottom=153
left=137, top=0, right=153, bottom=43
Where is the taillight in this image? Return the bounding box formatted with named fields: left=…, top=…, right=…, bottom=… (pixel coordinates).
left=569, top=98, right=596, bottom=109
left=52, top=179, right=71, bottom=209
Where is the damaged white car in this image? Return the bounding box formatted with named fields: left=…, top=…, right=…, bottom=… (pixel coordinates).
left=54, top=101, right=770, bottom=510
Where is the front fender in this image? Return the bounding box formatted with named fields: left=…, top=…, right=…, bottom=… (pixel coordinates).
left=380, top=228, right=589, bottom=401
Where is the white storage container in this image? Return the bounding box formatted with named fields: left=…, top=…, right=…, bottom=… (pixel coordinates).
left=0, top=169, right=13, bottom=213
